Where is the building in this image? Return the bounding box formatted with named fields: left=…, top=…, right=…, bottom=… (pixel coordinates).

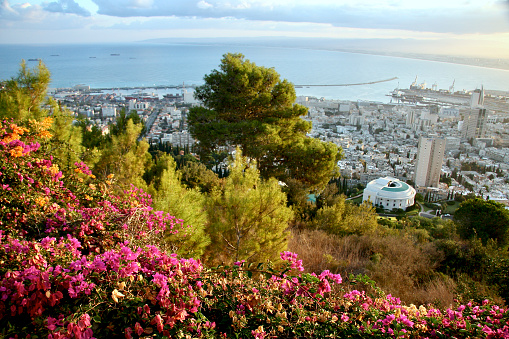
left=461, top=88, right=487, bottom=139
left=414, top=136, right=446, bottom=188
left=445, top=136, right=461, bottom=151
left=128, top=100, right=150, bottom=111
left=462, top=108, right=487, bottom=139
left=101, top=104, right=117, bottom=118
left=362, top=177, right=416, bottom=210
left=171, top=131, right=195, bottom=147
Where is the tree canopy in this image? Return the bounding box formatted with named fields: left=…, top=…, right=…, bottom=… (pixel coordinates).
left=454, top=198, right=509, bottom=247
left=0, top=60, right=51, bottom=122
left=188, top=53, right=342, bottom=191
left=205, top=149, right=293, bottom=264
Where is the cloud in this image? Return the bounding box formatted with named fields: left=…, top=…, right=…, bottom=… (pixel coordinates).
left=197, top=1, right=213, bottom=10
left=0, top=0, right=93, bottom=30
left=43, top=0, right=91, bottom=17
left=0, top=0, right=41, bottom=21
left=87, top=0, right=509, bottom=35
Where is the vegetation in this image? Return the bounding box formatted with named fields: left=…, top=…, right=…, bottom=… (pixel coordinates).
left=188, top=53, right=342, bottom=191
left=204, top=149, right=293, bottom=265
left=454, top=198, right=509, bottom=247
left=1, top=60, right=509, bottom=338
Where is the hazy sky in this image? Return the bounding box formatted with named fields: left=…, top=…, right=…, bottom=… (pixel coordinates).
left=1, top=0, right=509, bottom=57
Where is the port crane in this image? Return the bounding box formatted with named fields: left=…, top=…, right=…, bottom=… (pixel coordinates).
left=449, top=80, right=455, bottom=93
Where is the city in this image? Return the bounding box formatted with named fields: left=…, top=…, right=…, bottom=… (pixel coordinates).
left=52, top=80, right=509, bottom=208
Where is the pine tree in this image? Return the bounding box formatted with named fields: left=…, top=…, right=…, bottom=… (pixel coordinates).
left=94, top=119, right=151, bottom=189
left=153, top=157, right=210, bottom=258
left=49, top=103, right=84, bottom=173
left=205, top=149, right=293, bottom=264
left=188, top=53, right=342, bottom=191
left=312, top=197, right=378, bottom=236
left=0, top=60, right=51, bottom=121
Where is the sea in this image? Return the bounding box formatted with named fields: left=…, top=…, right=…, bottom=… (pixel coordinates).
left=1, top=42, right=509, bottom=103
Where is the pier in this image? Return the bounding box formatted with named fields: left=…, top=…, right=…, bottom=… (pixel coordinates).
left=89, top=84, right=194, bottom=92
left=295, top=77, right=398, bottom=87
left=82, top=77, right=399, bottom=93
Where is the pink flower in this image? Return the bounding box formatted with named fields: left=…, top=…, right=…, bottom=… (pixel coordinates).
left=134, top=322, right=144, bottom=336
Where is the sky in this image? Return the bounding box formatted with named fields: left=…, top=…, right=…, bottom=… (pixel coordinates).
left=1, top=0, right=509, bottom=58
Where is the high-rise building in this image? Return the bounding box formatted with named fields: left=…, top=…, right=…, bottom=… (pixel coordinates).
left=414, top=136, right=446, bottom=188
left=462, top=88, right=487, bottom=139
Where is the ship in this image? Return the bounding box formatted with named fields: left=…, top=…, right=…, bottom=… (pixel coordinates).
left=124, top=91, right=159, bottom=102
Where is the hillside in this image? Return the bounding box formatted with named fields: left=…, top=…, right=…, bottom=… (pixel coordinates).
left=1, top=59, right=509, bottom=338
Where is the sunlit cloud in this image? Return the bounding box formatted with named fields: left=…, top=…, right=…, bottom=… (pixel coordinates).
left=44, top=0, right=91, bottom=17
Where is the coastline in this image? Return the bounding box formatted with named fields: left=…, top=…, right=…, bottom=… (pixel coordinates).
left=332, top=49, right=509, bottom=72
left=144, top=38, right=509, bottom=72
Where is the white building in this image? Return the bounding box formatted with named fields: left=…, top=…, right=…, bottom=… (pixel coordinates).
left=414, top=136, right=446, bottom=188
left=101, top=104, right=117, bottom=118
left=128, top=100, right=150, bottom=111
left=462, top=88, right=487, bottom=139
left=171, top=131, right=195, bottom=147
left=445, top=136, right=461, bottom=151
left=363, top=177, right=416, bottom=210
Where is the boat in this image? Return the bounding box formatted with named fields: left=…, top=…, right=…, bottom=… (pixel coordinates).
left=110, top=54, right=120, bottom=56
left=89, top=56, right=96, bottom=58
left=28, top=58, right=40, bottom=61
left=50, top=54, right=59, bottom=56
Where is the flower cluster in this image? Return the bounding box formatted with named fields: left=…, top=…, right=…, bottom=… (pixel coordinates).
left=280, top=250, right=304, bottom=271
left=2, top=121, right=509, bottom=338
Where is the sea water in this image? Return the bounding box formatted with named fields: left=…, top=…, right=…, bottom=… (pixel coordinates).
left=1, top=42, right=508, bottom=103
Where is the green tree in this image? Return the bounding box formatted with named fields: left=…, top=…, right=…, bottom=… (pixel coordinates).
left=76, top=118, right=105, bottom=149
left=205, top=149, right=293, bottom=264
left=94, top=119, right=151, bottom=189
left=48, top=105, right=84, bottom=173
left=312, top=197, right=378, bottom=236
left=153, top=156, right=210, bottom=258
left=109, top=109, right=145, bottom=137
left=0, top=60, right=51, bottom=121
left=188, top=53, right=342, bottom=191
left=454, top=198, right=509, bottom=247
left=178, top=161, right=222, bottom=193
left=0, top=61, right=84, bottom=173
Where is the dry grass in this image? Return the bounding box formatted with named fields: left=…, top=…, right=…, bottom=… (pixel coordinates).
left=289, top=229, right=456, bottom=308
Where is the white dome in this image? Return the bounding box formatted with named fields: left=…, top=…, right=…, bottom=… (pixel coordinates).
left=362, top=177, right=416, bottom=210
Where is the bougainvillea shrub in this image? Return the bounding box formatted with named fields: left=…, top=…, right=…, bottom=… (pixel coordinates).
left=1, top=120, right=509, bottom=338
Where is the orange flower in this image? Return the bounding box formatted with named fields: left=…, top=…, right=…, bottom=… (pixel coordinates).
left=40, top=117, right=54, bottom=130
left=48, top=164, right=60, bottom=176
left=9, top=146, right=23, bottom=158
left=35, top=196, right=48, bottom=207
left=2, top=134, right=18, bottom=143
left=38, top=130, right=53, bottom=139
left=10, top=124, right=29, bottom=135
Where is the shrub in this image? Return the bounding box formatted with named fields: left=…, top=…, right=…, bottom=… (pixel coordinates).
left=2, top=120, right=509, bottom=338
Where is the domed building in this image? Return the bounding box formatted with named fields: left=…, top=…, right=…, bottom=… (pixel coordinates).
left=362, top=177, right=416, bottom=210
